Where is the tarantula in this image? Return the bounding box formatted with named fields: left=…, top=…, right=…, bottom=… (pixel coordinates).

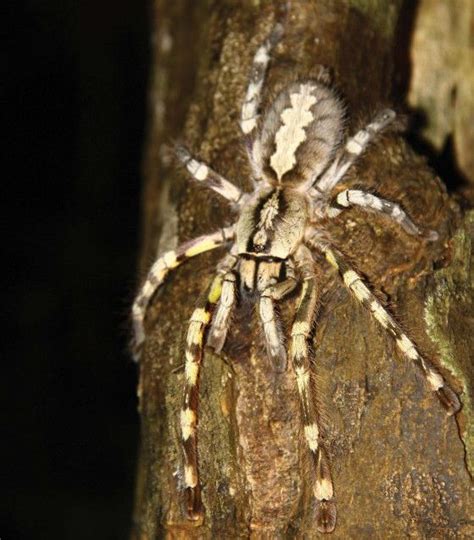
left=132, top=24, right=460, bottom=533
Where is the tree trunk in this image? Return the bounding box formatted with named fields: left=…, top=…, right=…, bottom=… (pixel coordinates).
left=132, top=1, right=474, bottom=538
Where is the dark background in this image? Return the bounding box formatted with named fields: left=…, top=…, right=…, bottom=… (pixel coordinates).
left=4, top=1, right=149, bottom=538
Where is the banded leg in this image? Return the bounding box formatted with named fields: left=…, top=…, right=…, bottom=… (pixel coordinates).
left=290, top=264, right=336, bottom=533
left=207, top=272, right=237, bottom=353
left=131, top=227, right=234, bottom=361
left=315, top=109, right=396, bottom=194
left=259, top=263, right=298, bottom=371
left=326, top=189, right=438, bottom=240
left=240, top=23, right=283, bottom=136
left=181, top=274, right=223, bottom=520
left=319, top=244, right=460, bottom=414
left=176, top=146, right=243, bottom=204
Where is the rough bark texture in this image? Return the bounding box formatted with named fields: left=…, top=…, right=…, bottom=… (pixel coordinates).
left=132, top=1, right=474, bottom=538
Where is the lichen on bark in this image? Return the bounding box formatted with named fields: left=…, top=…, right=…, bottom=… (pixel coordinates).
left=425, top=210, right=474, bottom=476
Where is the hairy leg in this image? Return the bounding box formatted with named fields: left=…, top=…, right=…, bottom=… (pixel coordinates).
left=326, top=189, right=438, bottom=240
left=259, top=260, right=298, bottom=371
left=131, top=227, right=234, bottom=361
left=240, top=24, right=283, bottom=136
left=314, top=243, right=460, bottom=414
left=181, top=273, right=224, bottom=520
left=180, top=249, right=238, bottom=519
left=314, top=109, right=396, bottom=195
left=291, top=245, right=336, bottom=533
left=176, top=146, right=243, bottom=204
left=207, top=272, right=237, bottom=353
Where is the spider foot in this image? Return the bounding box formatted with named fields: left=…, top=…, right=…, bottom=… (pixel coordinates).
left=316, top=500, right=337, bottom=534
left=370, top=108, right=396, bottom=131
left=269, top=22, right=284, bottom=46
left=185, top=486, right=204, bottom=523
left=425, top=229, right=439, bottom=242
left=267, top=346, right=288, bottom=373
left=206, top=332, right=226, bottom=354
left=436, top=385, right=461, bottom=416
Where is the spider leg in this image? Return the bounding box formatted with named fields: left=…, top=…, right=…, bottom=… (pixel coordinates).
left=314, top=109, right=396, bottom=195
left=207, top=271, right=237, bottom=353
left=176, top=146, right=243, bottom=204
left=240, top=23, right=283, bottom=136
left=131, top=227, right=234, bottom=361
left=291, top=245, right=336, bottom=533
left=181, top=273, right=224, bottom=520
left=326, top=189, right=438, bottom=240
left=314, top=243, right=460, bottom=415
left=259, top=259, right=298, bottom=371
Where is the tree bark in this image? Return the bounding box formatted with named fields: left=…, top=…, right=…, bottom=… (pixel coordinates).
left=132, top=1, right=474, bottom=538
left=407, top=0, right=474, bottom=186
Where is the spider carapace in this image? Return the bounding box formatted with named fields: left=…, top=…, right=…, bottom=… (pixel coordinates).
left=132, top=24, right=460, bottom=533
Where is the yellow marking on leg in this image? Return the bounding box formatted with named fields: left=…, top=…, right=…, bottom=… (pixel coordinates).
left=185, top=238, right=217, bottom=258
left=191, top=308, right=211, bottom=324
left=304, top=423, right=319, bottom=452
left=180, top=408, right=197, bottom=440
left=184, top=465, right=198, bottom=487
left=324, top=249, right=339, bottom=269
left=208, top=275, right=223, bottom=304
left=292, top=321, right=310, bottom=336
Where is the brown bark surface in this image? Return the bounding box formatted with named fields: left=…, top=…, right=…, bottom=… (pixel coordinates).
left=132, top=1, right=474, bottom=538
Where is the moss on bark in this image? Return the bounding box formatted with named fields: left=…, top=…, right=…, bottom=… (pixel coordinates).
left=425, top=211, right=474, bottom=476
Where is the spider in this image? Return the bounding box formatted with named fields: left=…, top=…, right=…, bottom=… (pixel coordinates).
left=132, top=24, right=461, bottom=533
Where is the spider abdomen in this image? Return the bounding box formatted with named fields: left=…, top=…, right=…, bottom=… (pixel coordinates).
left=255, top=81, right=345, bottom=187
